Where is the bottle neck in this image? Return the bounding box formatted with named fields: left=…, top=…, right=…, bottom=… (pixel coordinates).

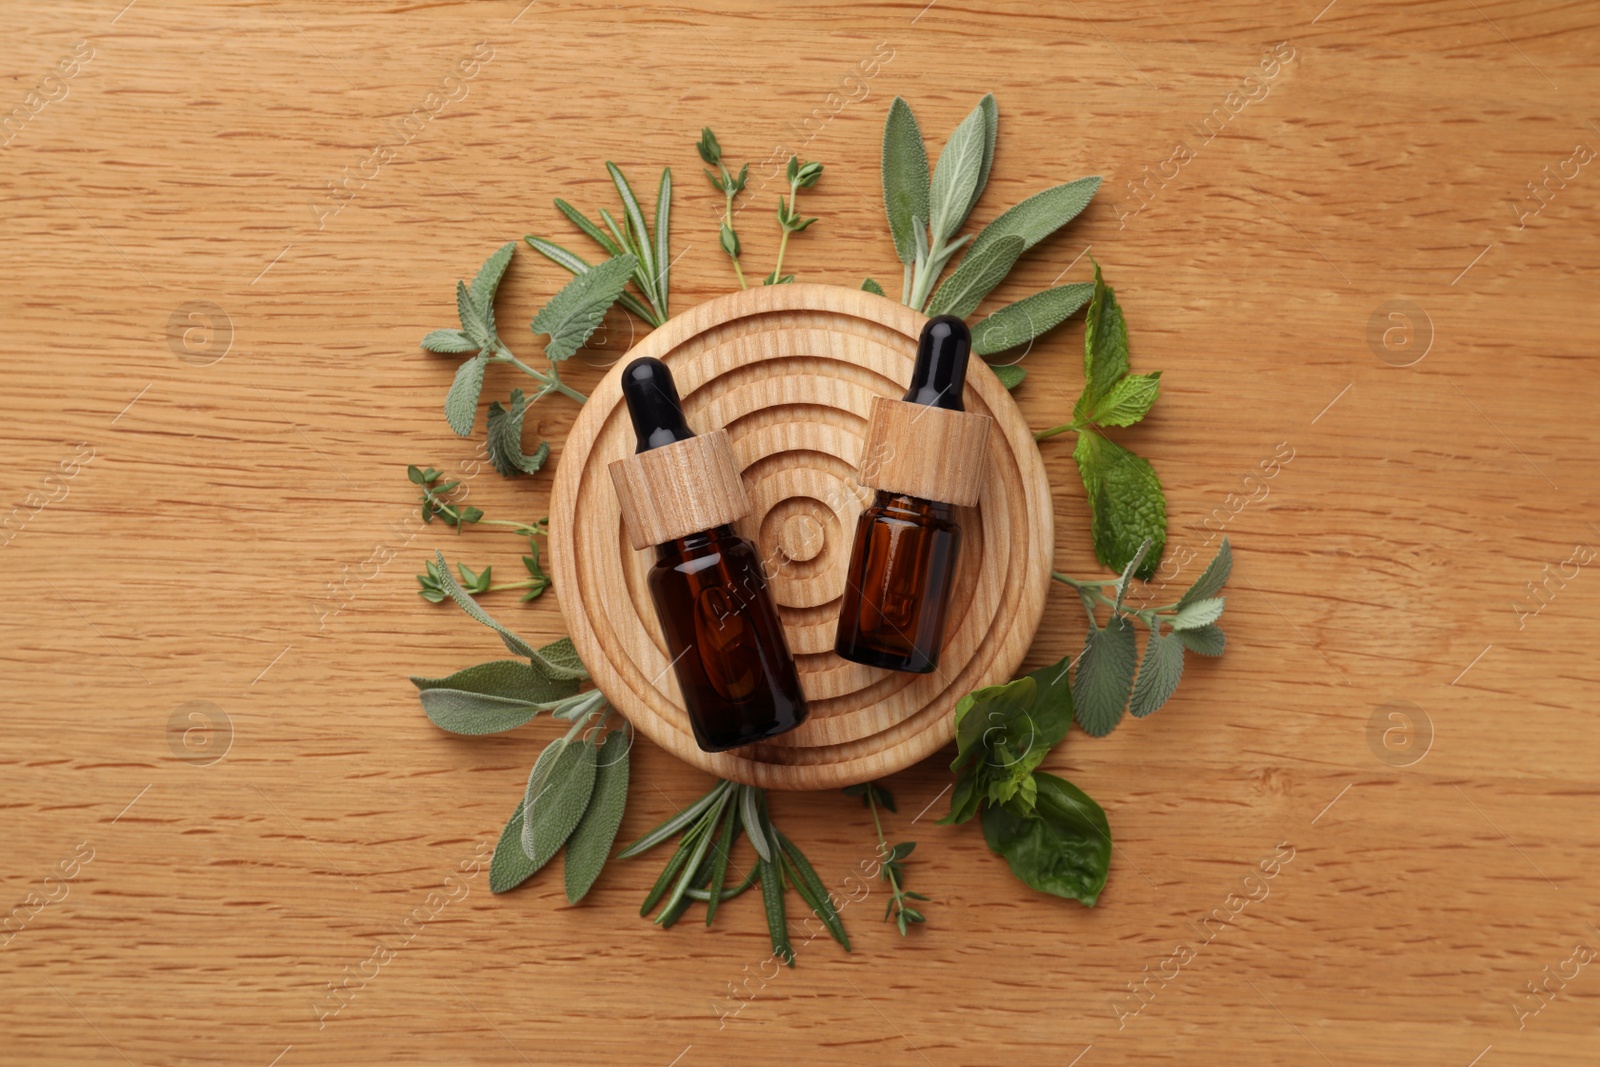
left=656, top=524, right=738, bottom=561
left=870, top=489, right=954, bottom=523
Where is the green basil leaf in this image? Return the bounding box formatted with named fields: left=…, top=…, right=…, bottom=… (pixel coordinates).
left=1072, top=432, right=1167, bottom=579
left=530, top=253, right=639, bottom=361
left=970, top=283, right=1094, bottom=356
left=444, top=353, right=487, bottom=437
left=924, top=234, right=1024, bottom=318
left=881, top=97, right=930, bottom=266
left=1071, top=615, right=1138, bottom=737
left=1023, top=656, right=1075, bottom=750
left=563, top=729, right=631, bottom=902
left=1129, top=628, right=1184, bottom=718
left=982, top=771, right=1111, bottom=906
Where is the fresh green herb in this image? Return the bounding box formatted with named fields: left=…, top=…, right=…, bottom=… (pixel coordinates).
left=525, top=162, right=672, bottom=327
left=620, top=781, right=846, bottom=963
left=1054, top=537, right=1231, bottom=736
left=843, top=783, right=927, bottom=935
left=407, top=466, right=550, bottom=602
left=699, top=128, right=823, bottom=289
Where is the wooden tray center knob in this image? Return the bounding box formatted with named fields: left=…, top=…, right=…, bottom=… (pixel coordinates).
left=779, top=514, right=825, bottom=562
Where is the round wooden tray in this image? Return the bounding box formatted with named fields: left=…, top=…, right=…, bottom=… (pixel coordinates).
left=549, top=283, right=1052, bottom=790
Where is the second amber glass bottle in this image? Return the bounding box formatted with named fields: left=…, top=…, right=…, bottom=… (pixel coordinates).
left=834, top=316, right=991, bottom=674
left=610, top=357, right=808, bottom=752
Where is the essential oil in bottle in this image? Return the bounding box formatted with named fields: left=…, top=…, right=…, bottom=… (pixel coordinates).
left=834, top=315, right=992, bottom=674
left=608, top=356, right=808, bottom=752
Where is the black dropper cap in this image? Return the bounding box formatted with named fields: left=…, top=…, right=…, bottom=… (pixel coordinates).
left=902, top=315, right=972, bottom=412
left=620, top=356, right=697, bottom=453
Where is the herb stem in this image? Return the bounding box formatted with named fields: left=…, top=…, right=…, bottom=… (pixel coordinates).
left=768, top=174, right=803, bottom=284
left=723, top=187, right=747, bottom=290
left=1034, top=420, right=1083, bottom=442
left=490, top=346, right=588, bottom=405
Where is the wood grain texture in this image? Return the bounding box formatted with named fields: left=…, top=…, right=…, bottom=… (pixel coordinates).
left=858, top=395, right=993, bottom=507
left=3, top=1, right=1600, bottom=1065
left=553, top=283, right=1050, bottom=788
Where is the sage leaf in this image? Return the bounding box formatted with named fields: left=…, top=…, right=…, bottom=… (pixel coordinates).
left=421, top=328, right=479, bottom=354
left=927, top=97, right=989, bottom=244
left=445, top=354, right=487, bottom=437
left=409, top=659, right=579, bottom=735
left=925, top=234, right=1024, bottom=318
left=968, top=177, right=1102, bottom=260
left=531, top=253, right=639, bottom=361
left=486, top=389, right=551, bottom=478
left=740, top=784, right=771, bottom=862
left=1170, top=596, right=1225, bottom=631
left=564, top=730, right=631, bottom=902
left=881, top=97, right=930, bottom=265
left=981, top=772, right=1111, bottom=906
left=1178, top=537, right=1233, bottom=609
left=1077, top=261, right=1130, bottom=417
left=1088, top=372, right=1161, bottom=428
left=1072, top=614, right=1138, bottom=736
left=468, top=241, right=516, bottom=316
left=1175, top=623, right=1226, bottom=657
left=970, top=283, right=1094, bottom=356
left=521, top=737, right=598, bottom=867
left=861, top=277, right=885, bottom=296
left=489, top=792, right=538, bottom=893
left=1072, top=432, right=1166, bottom=579
left=554, top=198, right=624, bottom=257
left=972, top=94, right=998, bottom=223
left=1129, top=628, right=1184, bottom=718
left=992, top=364, right=1025, bottom=390
left=534, top=637, right=588, bottom=680
left=653, top=167, right=671, bottom=317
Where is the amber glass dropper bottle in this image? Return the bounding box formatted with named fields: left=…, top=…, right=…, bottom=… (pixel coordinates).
left=834, top=315, right=992, bottom=674
left=608, top=357, right=808, bottom=752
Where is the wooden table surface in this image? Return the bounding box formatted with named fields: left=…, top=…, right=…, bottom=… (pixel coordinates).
left=4, top=2, right=1598, bottom=1064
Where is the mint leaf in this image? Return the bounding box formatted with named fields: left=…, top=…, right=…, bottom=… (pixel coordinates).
left=925, top=234, right=1024, bottom=318
left=1129, top=628, right=1184, bottom=718
left=1175, top=623, right=1226, bottom=657
left=1170, top=596, right=1225, bottom=631
left=927, top=96, right=989, bottom=243
left=981, top=771, right=1110, bottom=906
left=1076, top=261, right=1129, bottom=418
left=992, top=364, right=1025, bottom=390
left=486, top=389, right=551, bottom=478
left=968, top=177, right=1102, bottom=260
left=971, top=283, right=1094, bottom=356
left=531, top=253, right=638, bottom=361
left=1073, top=432, right=1167, bottom=579
left=1072, top=615, right=1137, bottom=736
left=421, top=328, right=479, bottom=354
left=410, top=659, right=578, bottom=735
left=881, top=97, right=930, bottom=266
left=1087, top=372, right=1161, bottom=428
left=1178, top=538, right=1233, bottom=609
left=468, top=241, right=516, bottom=317
left=564, top=729, right=630, bottom=903
left=521, top=737, right=598, bottom=867
left=445, top=354, right=487, bottom=436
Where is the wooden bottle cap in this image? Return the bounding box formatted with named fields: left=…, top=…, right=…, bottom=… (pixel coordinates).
left=856, top=395, right=992, bottom=508
left=607, top=428, right=750, bottom=550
